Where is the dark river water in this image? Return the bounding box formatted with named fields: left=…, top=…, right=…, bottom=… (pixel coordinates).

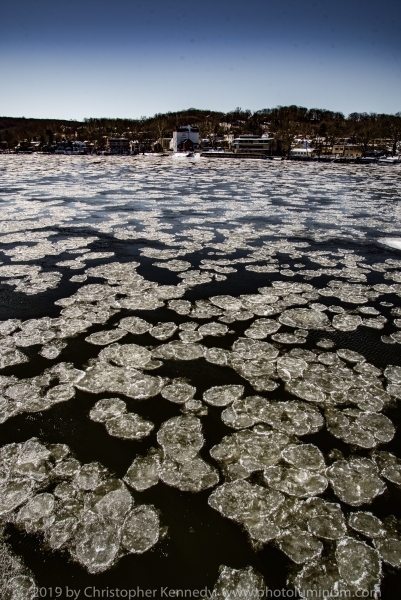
left=1, top=155, right=401, bottom=600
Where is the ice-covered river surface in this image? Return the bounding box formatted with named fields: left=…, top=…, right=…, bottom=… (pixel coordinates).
left=1, top=154, right=401, bottom=599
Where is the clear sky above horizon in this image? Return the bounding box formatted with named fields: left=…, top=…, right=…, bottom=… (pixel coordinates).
left=1, top=0, right=400, bottom=120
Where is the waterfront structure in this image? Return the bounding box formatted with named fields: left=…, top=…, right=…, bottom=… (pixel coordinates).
left=289, top=147, right=315, bottom=157
left=332, top=143, right=362, bottom=158
left=106, top=137, right=131, bottom=154
left=231, top=134, right=274, bottom=154
left=170, top=126, right=200, bottom=152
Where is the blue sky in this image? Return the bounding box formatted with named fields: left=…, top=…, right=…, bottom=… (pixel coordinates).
left=1, top=0, right=400, bottom=119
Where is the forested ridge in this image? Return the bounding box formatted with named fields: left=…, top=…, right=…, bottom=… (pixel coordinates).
left=1, top=106, right=400, bottom=154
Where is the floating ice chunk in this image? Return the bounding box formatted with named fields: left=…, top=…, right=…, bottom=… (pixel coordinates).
left=13, top=329, right=56, bottom=347
left=301, top=498, right=347, bottom=540
left=0, top=319, right=21, bottom=337
left=208, top=480, right=284, bottom=532
left=16, top=493, right=55, bottom=534
left=4, top=575, right=37, bottom=600
left=47, top=517, right=78, bottom=550
left=221, top=395, right=270, bottom=429
left=178, top=330, right=203, bottom=343
left=374, top=538, right=401, bottom=568
left=271, top=333, right=306, bottom=344
left=332, top=313, right=362, bottom=332
left=198, top=322, right=229, bottom=337
left=277, top=529, right=323, bottom=564
left=210, top=295, right=243, bottom=312
left=73, top=510, right=120, bottom=574
left=120, top=293, right=165, bottom=311
left=89, top=398, right=127, bottom=423
left=387, top=383, right=401, bottom=398
left=0, top=480, right=33, bottom=516
left=317, top=352, right=342, bottom=367
left=279, top=309, right=330, bottom=330
left=292, top=558, right=343, bottom=600
left=232, top=338, right=279, bottom=361
left=154, top=259, right=191, bottom=271
left=337, top=348, right=366, bottom=363
left=152, top=341, right=204, bottom=361
left=73, top=463, right=103, bottom=491
left=251, top=399, right=323, bottom=436
left=39, top=340, right=66, bottom=360
left=98, top=343, right=153, bottom=369
left=76, top=362, right=165, bottom=399
left=160, top=456, right=219, bottom=492
left=85, top=329, right=127, bottom=346
left=121, top=505, right=160, bottom=554
left=204, top=347, right=230, bottom=366
left=105, top=413, right=154, bottom=440
left=316, top=338, right=335, bottom=349
left=161, top=381, right=196, bottom=404
left=384, top=365, right=401, bottom=384
left=264, top=465, right=327, bottom=498
left=203, top=385, right=244, bottom=407
left=210, top=429, right=290, bottom=475
left=230, top=356, right=276, bottom=380
left=46, top=384, right=75, bottom=405
left=0, top=347, right=29, bottom=369
left=181, top=398, right=207, bottom=416
left=150, top=322, right=178, bottom=340
left=336, top=537, right=381, bottom=591
left=326, top=458, right=386, bottom=506
left=157, top=416, right=204, bottom=462
left=325, top=408, right=394, bottom=448
left=277, top=356, right=308, bottom=382
left=212, top=565, right=265, bottom=599
left=167, top=299, right=192, bottom=315
left=179, top=322, right=199, bottom=331
left=124, top=451, right=161, bottom=491
left=372, top=451, right=401, bottom=486
left=249, top=376, right=279, bottom=392
left=348, top=512, right=386, bottom=539
left=117, top=316, right=150, bottom=335
left=52, top=458, right=80, bottom=479
left=92, top=483, right=133, bottom=521
left=244, top=321, right=281, bottom=339
left=289, top=348, right=318, bottom=362
left=281, top=444, right=325, bottom=471
left=346, top=388, right=385, bottom=412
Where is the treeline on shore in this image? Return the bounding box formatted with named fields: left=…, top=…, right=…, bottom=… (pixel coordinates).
left=1, top=106, right=400, bottom=155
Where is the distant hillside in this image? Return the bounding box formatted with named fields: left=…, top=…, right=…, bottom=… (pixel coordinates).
left=1, top=106, right=400, bottom=156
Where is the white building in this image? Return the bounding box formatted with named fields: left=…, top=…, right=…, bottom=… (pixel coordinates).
left=231, top=134, right=274, bottom=154
left=170, top=125, right=200, bottom=152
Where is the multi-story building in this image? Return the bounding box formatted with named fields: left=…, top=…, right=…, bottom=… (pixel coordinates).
left=170, top=126, right=200, bottom=152
left=332, top=144, right=362, bottom=158
left=231, top=134, right=274, bottom=154
left=106, top=138, right=131, bottom=154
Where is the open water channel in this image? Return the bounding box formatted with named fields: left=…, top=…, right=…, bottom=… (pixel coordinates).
left=0, top=155, right=401, bottom=599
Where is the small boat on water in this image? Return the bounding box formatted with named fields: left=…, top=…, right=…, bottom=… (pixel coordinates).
left=172, top=151, right=199, bottom=159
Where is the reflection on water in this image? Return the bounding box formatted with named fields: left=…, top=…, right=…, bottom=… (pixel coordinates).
left=0, top=155, right=401, bottom=598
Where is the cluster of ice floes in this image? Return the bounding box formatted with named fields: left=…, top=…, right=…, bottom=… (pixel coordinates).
left=90, top=398, right=154, bottom=440
left=0, top=438, right=162, bottom=575
left=212, top=565, right=265, bottom=599
left=0, top=363, right=80, bottom=423
left=0, top=438, right=160, bottom=573
left=0, top=533, right=37, bottom=599
left=2, top=157, right=401, bottom=595
left=122, top=416, right=219, bottom=493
